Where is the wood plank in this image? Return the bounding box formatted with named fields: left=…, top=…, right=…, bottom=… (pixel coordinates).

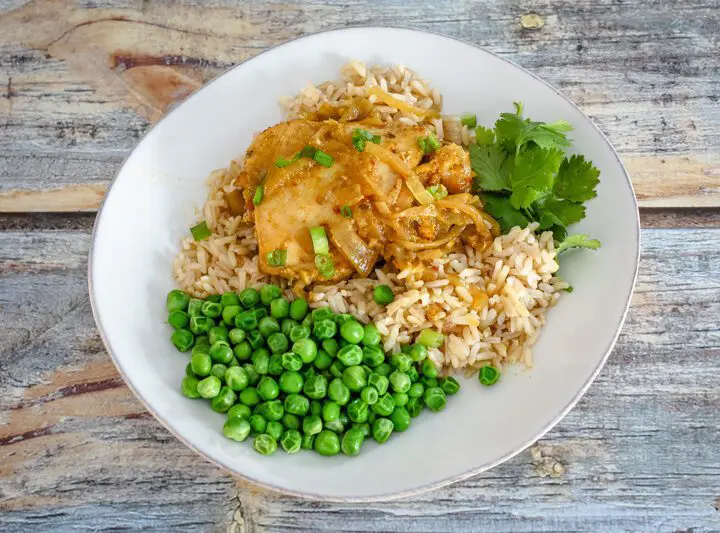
left=0, top=0, right=718, bottom=211
left=0, top=224, right=718, bottom=531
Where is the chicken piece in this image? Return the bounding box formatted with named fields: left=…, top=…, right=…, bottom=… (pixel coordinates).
left=416, top=144, right=473, bottom=194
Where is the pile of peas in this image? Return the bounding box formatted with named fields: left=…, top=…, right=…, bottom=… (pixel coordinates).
left=166, top=285, right=460, bottom=456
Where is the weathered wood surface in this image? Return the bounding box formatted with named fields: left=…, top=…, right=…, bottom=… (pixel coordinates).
left=1, top=213, right=719, bottom=532
left=1, top=0, right=719, bottom=211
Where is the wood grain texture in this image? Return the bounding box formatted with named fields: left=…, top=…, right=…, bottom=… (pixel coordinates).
left=0, top=223, right=718, bottom=532
left=0, top=0, right=719, bottom=211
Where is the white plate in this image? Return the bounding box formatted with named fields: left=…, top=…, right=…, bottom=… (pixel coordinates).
left=89, top=27, right=640, bottom=501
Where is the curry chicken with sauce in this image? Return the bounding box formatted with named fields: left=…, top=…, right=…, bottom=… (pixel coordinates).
left=225, top=112, right=499, bottom=290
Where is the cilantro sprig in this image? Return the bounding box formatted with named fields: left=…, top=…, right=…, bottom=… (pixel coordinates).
left=470, top=102, right=601, bottom=254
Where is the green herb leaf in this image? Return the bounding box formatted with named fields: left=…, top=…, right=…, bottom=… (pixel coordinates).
left=556, top=233, right=602, bottom=254
left=475, top=126, right=495, bottom=145
left=509, top=147, right=564, bottom=209
left=554, top=154, right=600, bottom=202
left=535, top=197, right=586, bottom=230
left=495, top=103, right=572, bottom=155
left=469, top=144, right=512, bottom=192
left=481, top=194, right=529, bottom=233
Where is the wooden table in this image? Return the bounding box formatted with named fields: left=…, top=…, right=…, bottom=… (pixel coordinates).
left=1, top=1, right=719, bottom=531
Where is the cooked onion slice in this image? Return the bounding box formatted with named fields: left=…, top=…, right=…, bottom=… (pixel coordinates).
left=328, top=219, right=377, bottom=276
left=367, top=87, right=440, bottom=119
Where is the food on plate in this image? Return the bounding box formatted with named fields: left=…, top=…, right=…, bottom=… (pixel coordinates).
left=169, top=62, right=601, bottom=455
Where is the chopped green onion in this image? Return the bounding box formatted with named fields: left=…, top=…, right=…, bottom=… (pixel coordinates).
left=313, top=149, right=334, bottom=168
left=418, top=134, right=441, bottom=154
left=352, top=136, right=367, bottom=152
left=479, top=365, right=500, bottom=386
left=460, top=113, right=477, bottom=128
left=351, top=129, right=380, bottom=152
left=300, top=146, right=317, bottom=159
left=309, top=226, right=329, bottom=255
left=253, top=184, right=264, bottom=205
left=190, top=221, right=211, bottom=241
left=266, top=249, right=287, bottom=267
left=354, top=128, right=375, bottom=141
left=371, top=135, right=381, bottom=144
left=564, top=286, right=574, bottom=293
left=275, top=156, right=293, bottom=168
left=340, top=205, right=353, bottom=219
left=315, top=254, right=335, bottom=279
left=417, top=329, right=444, bottom=349
left=426, top=184, right=448, bottom=200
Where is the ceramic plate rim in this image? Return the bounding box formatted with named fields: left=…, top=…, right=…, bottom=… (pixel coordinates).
left=88, top=25, right=640, bottom=502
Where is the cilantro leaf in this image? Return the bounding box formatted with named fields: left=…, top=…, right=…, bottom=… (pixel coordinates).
left=481, top=193, right=529, bottom=233
left=556, top=233, right=602, bottom=254
left=475, top=126, right=495, bottom=145
left=534, top=197, right=586, bottom=230
left=509, top=147, right=564, bottom=209
left=528, top=121, right=573, bottom=151
left=495, top=103, right=573, bottom=155
left=554, top=154, right=600, bottom=202
left=469, top=144, right=512, bottom=192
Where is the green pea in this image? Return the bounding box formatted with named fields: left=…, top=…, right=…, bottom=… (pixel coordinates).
left=368, top=373, right=389, bottom=395
left=362, top=323, right=381, bottom=346
left=328, top=378, right=350, bottom=405
left=337, top=345, right=363, bottom=366
left=268, top=354, right=284, bottom=376
left=304, top=374, right=327, bottom=400
left=408, top=382, right=425, bottom=398
left=409, top=343, right=428, bottom=362
left=181, top=376, right=200, bottom=398
left=228, top=357, right=240, bottom=368
left=292, top=338, right=318, bottom=364
left=280, top=429, right=302, bottom=453
left=424, top=386, right=447, bottom=412
left=223, top=417, right=251, bottom=442
left=389, top=406, right=411, bottom=432
left=239, top=387, right=261, bottom=406
left=389, top=371, right=411, bottom=393
left=206, top=295, right=221, bottom=303
left=252, top=349, right=270, bottom=375
left=220, top=292, right=240, bottom=307
left=314, top=430, right=340, bottom=456
left=422, top=358, right=439, bottom=378
left=479, top=365, right=501, bottom=386
left=313, top=350, right=333, bottom=370
left=249, top=414, right=267, bottom=434
left=166, top=289, right=190, bottom=312
left=373, top=284, right=394, bottom=306
left=372, top=393, right=396, bottom=416
left=347, top=398, right=369, bottom=423
left=266, top=420, right=284, bottom=441
left=211, top=386, right=236, bottom=412
left=253, top=434, right=277, bottom=455
left=239, top=287, right=260, bottom=308
left=168, top=310, right=190, bottom=330
left=171, top=329, right=194, bottom=352
left=258, top=400, right=284, bottom=421
left=360, top=364, right=373, bottom=377
left=185, top=362, right=196, bottom=377
left=191, top=352, right=212, bottom=377
left=284, top=394, right=309, bottom=415
left=246, top=330, right=264, bottom=349
left=258, top=316, right=280, bottom=338
left=303, top=414, right=323, bottom=436
left=375, top=363, right=392, bottom=377
left=210, top=363, right=228, bottom=380
left=407, top=365, right=419, bottom=383
left=270, top=297, right=290, bottom=319
left=201, top=301, right=222, bottom=318
left=194, top=335, right=210, bottom=347
left=279, top=371, right=304, bottom=394
left=260, top=284, right=282, bottom=306
left=221, top=305, right=241, bottom=326
left=228, top=404, right=252, bottom=420
left=289, top=298, right=309, bottom=321
left=228, top=328, right=246, bottom=344
left=322, top=401, right=341, bottom=422
left=257, top=376, right=279, bottom=401
left=265, top=332, right=288, bottom=354
left=309, top=400, right=323, bottom=418
left=301, top=433, right=315, bottom=450
left=392, top=392, right=408, bottom=407
left=406, top=396, right=424, bottom=418
left=338, top=413, right=349, bottom=427
left=301, top=314, right=313, bottom=329
left=280, top=318, right=298, bottom=337
left=210, top=342, right=234, bottom=364
left=329, top=360, right=346, bottom=379
left=362, top=345, right=385, bottom=367
left=233, top=341, right=252, bottom=361
left=333, top=313, right=353, bottom=326
left=289, top=325, right=311, bottom=342
left=235, top=311, right=257, bottom=331
left=342, top=366, right=367, bottom=392
left=311, top=307, right=334, bottom=322
left=322, top=338, right=339, bottom=357
left=324, top=419, right=345, bottom=433
left=281, top=351, right=303, bottom=372
left=390, top=354, right=412, bottom=372
left=372, top=417, right=394, bottom=443
left=420, top=375, right=438, bottom=388
left=360, top=386, right=378, bottom=405
left=341, top=427, right=365, bottom=456
left=197, top=375, right=221, bottom=399
left=187, top=298, right=203, bottom=317
left=242, top=364, right=259, bottom=385
left=340, top=320, right=365, bottom=344
left=353, top=422, right=371, bottom=438
left=440, top=376, right=460, bottom=395
left=281, top=413, right=301, bottom=431
left=313, top=319, right=336, bottom=340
